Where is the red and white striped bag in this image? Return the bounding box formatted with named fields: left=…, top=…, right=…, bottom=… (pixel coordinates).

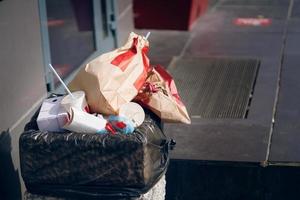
left=69, top=32, right=151, bottom=115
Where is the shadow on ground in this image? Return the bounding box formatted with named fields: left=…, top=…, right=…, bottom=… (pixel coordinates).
left=0, top=130, right=21, bottom=200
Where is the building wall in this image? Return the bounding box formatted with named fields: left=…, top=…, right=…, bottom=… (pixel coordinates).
left=0, top=0, right=47, bottom=199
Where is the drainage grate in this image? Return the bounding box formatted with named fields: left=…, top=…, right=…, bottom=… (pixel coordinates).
left=168, top=57, right=260, bottom=118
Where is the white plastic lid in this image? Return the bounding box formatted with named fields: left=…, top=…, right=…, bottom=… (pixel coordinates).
left=119, top=102, right=145, bottom=127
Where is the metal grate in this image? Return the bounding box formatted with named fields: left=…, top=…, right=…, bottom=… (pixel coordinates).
left=168, top=57, right=260, bottom=118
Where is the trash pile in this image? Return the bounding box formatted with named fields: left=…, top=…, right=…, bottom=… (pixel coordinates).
left=19, top=32, right=190, bottom=199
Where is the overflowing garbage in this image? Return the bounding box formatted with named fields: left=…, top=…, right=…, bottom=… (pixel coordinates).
left=36, top=32, right=190, bottom=135
left=19, top=32, right=190, bottom=199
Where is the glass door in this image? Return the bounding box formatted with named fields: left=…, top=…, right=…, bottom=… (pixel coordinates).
left=39, top=0, right=117, bottom=92
left=93, top=0, right=116, bottom=53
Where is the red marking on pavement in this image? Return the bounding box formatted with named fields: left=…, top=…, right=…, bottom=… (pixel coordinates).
left=234, top=18, right=272, bottom=26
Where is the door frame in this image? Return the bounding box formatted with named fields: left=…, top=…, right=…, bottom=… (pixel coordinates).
left=38, top=0, right=118, bottom=93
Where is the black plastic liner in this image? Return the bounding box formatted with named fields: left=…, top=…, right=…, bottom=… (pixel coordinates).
left=20, top=98, right=172, bottom=199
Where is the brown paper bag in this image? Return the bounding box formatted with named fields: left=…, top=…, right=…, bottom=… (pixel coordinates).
left=135, top=65, right=191, bottom=124
left=68, top=32, right=151, bottom=114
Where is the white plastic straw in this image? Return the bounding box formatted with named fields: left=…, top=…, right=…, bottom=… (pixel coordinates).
left=48, top=64, right=74, bottom=99
left=145, top=32, right=151, bottom=40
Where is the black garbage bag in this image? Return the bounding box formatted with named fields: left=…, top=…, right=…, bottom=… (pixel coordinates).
left=19, top=98, right=173, bottom=199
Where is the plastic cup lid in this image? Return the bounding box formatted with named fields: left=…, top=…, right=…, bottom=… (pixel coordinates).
left=119, top=102, right=145, bottom=127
